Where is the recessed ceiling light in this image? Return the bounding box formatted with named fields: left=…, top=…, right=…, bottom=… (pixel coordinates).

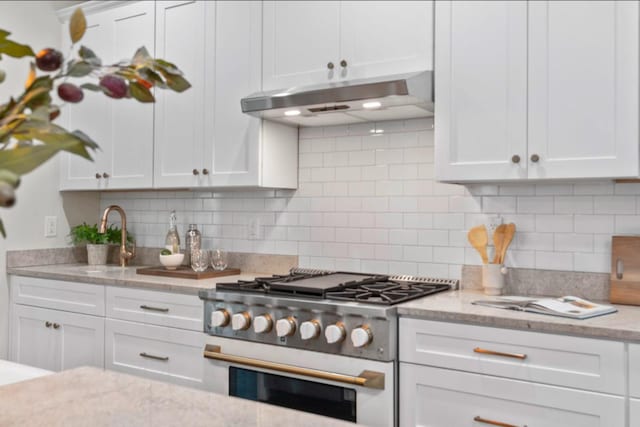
left=369, top=129, right=384, bottom=134
left=363, top=101, right=382, bottom=109
left=284, top=110, right=301, bottom=116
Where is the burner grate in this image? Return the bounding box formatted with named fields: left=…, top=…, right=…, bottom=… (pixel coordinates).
left=325, top=280, right=451, bottom=305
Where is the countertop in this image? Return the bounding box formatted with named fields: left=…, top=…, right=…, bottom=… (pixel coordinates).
left=398, top=289, right=640, bottom=343
left=0, top=366, right=353, bottom=427
left=7, top=264, right=267, bottom=295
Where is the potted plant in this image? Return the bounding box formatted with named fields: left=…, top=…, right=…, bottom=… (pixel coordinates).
left=69, top=222, right=132, bottom=265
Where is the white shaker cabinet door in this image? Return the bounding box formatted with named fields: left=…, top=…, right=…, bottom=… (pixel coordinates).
left=527, top=1, right=639, bottom=179
left=10, top=305, right=59, bottom=371
left=434, top=1, right=528, bottom=182
left=154, top=0, right=207, bottom=188
left=340, top=1, right=433, bottom=81
left=262, top=1, right=340, bottom=91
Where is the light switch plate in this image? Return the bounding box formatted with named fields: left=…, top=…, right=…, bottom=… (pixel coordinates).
left=44, top=216, right=57, bottom=237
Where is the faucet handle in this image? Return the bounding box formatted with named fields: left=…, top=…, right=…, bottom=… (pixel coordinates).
left=125, top=239, right=136, bottom=260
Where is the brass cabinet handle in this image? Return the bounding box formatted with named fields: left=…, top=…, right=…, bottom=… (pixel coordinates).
left=203, top=344, right=384, bottom=389
left=530, top=154, right=540, bottom=163
left=202, top=168, right=209, bottom=175
left=474, top=416, right=524, bottom=427
left=102, top=172, right=110, bottom=179
left=474, top=347, right=527, bottom=360
left=95, top=173, right=101, bottom=179
left=139, top=352, right=169, bottom=361
left=616, top=257, right=624, bottom=280
left=53, top=323, right=60, bottom=329
left=140, top=305, right=169, bottom=313
left=327, top=62, right=334, bottom=70
left=511, top=155, right=521, bottom=164
left=45, top=321, right=52, bottom=328
left=340, top=59, right=347, bottom=67
left=192, top=169, right=200, bottom=175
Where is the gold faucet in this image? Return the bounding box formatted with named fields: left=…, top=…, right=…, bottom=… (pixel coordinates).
left=99, top=205, right=135, bottom=267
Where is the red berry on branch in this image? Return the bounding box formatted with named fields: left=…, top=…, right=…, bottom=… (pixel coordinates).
left=99, top=74, right=127, bottom=99
left=35, top=48, right=63, bottom=72
left=57, top=83, right=84, bottom=103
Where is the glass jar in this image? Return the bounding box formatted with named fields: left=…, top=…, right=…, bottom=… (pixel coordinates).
left=184, top=224, right=201, bottom=265
left=164, top=210, right=180, bottom=254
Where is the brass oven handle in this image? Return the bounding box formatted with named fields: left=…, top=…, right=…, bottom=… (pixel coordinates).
left=203, top=344, right=384, bottom=389
left=474, top=415, right=524, bottom=427
left=474, top=347, right=527, bottom=360
left=139, top=352, right=169, bottom=361
left=140, top=305, right=169, bottom=313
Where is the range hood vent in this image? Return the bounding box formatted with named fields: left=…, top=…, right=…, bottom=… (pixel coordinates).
left=241, top=71, right=433, bottom=127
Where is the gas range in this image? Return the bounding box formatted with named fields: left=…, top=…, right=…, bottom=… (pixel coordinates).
left=199, top=269, right=456, bottom=361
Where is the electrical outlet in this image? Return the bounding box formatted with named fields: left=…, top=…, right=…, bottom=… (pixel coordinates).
left=248, top=218, right=261, bottom=240
left=44, top=216, right=57, bottom=237
left=485, top=215, right=503, bottom=243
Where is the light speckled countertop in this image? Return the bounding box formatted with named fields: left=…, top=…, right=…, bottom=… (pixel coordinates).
left=0, top=367, right=353, bottom=427
left=398, top=289, right=640, bottom=343
left=7, top=264, right=269, bottom=295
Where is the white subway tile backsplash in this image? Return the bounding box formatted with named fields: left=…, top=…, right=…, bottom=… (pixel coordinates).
left=103, top=119, right=625, bottom=277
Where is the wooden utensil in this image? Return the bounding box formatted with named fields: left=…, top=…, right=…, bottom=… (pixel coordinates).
left=468, top=225, right=489, bottom=264
left=492, top=224, right=507, bottom=264
left=497, top=223, right=516, bottom=264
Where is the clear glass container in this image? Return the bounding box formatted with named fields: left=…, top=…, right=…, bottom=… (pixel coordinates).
left=184, top=224, right=201, bottom=266
left=164, top=210, right=180, bottom=254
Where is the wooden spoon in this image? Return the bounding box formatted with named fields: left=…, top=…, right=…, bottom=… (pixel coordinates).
left=498, top=223, right=516, bottom=264
left=468, top=225, right=489, bottom=264
left=492, top=224, right=507, bottom=264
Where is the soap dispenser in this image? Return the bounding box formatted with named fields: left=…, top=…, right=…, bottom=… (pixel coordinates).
left=165, top=210, right=180, bottom=254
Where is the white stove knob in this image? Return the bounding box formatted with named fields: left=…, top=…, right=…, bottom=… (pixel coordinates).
left=325, top=322, right=346, bottom=344
left=253, top=314, right=273, bottom=334
left=231, top=312, right=251, bottom=331
left=211, top=309, right=230, bottom=327
left=300, top=320, right=321, bottom=340
left=351, top=325, right=373, bottom=348
left=276, top=317, right=296, bottom=337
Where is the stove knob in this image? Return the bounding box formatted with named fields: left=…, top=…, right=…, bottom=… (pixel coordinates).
left=253, top=314, right=273, bottom=334
left=211, top=309, right=230, bottom=327
left=324, top=322, right=346, bottom=344
left=300, top=320, right=321, bottom=340
left=276, top=317, right=296, bottom=337
left=231, top=312, right=251, bottom=331
left=351, top=325, right=373, bottom=348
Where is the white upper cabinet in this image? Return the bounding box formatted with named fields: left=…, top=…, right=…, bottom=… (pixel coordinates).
left=436, top=0, right=639, bottom=182
left=60, top=1, right=155, bottom=190
left=262, top=1, right=433, bottom=91
left=153, top=0, right=207, bottom=188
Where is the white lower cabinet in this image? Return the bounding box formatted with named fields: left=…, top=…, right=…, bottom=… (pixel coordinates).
left=400, top=364, right=625, bottom=427
left=10, top=305, right=104, bottom=372
left=105, top=318, right=205, bottom=388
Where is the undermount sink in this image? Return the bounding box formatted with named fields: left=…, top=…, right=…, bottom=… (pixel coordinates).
left=77, top=265, right=129, bottom=274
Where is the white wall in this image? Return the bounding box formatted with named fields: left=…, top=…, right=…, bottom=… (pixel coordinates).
left=103, top=116, right=635, bottom=279
left=0, top=2, right=100, bottom=358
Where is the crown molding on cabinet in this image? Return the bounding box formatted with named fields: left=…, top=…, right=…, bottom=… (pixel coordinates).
left=55, top=1, right=132, bottom=22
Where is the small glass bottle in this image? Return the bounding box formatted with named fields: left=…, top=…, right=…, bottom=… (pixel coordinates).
left=164, top=210, right=180, bottom=254
left=184, top=224, right=201, bottom=266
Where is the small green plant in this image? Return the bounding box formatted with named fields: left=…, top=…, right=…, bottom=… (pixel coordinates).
left=69, top=222, right=131, bottom=245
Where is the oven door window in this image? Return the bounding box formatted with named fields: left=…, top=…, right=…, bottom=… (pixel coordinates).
left=229, top=367, right=357, bottom=422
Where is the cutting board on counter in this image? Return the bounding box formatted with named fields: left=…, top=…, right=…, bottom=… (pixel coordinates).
left=610, top=236, right=640, bottom=305
left=136, top=266, right=240, bottom=280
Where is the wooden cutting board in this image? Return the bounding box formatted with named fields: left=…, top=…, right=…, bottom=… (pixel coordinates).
left=610, top=236, right=640, bottom=305
left=136, top=266, right=241, bottom=280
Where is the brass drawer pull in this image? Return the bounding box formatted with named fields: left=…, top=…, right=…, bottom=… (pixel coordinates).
left=474, top=347, right=527, bottom=360
left=203, top=344, right=384, bottom=389
left=474, top=415, right=524, bottom=427
left=140, top=305, right=169, bottom=313
left=139, top=352, right=169, bottom=361
left=45, top=321, right=52, bottom=328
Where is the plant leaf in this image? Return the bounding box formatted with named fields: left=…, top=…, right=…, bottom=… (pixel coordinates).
left=80, top=82, right=104, bottom=93
left=129, top=81, right=155, bottom=103
left=69, top=8, right=87, bottom=44
left=132, top=47, right=151, bottom=65
left=67, top=60, right=93, bottom=77
left=0, top=69, right=5, bottom=84
left=24, top=62, right=35, bottom=89
left=157, top=70, right=191, bottom=92
left=0, top=144, right=69, bottom=175
left=0, top=38, right=35, bottom=59
left=0, top=218, right=6, bottom=238
left=79, top=45, right=101, bottom=66
left=11, top=121, right=97, bottom=159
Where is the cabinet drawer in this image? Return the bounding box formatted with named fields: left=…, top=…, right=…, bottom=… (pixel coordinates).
left=631, top=398, right=640, bottom=426
left=106, top=286, right=202, bottom=331
left=400, top=363, right=625, bottom=427
left=10, top=276, right=105, bottom=316
left=399, top=318, right=625, bottom=395
left=629, top=344, right=640, bottom=398
left=105, top=319, right=205, bottom=389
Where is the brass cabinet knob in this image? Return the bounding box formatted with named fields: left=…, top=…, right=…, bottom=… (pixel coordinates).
left=53, top=323, right=60, bottom=329
left=202, top=168, right=209, bottom=175
left=511, top=155, right=521, bottom=164
left=95, top=173, right=101, bottom=179
left=102, top=172, right=110, bottom=179
left=45, top=321, right=52, bottom=328
left=192, top=169, right=200, bottom=175
left=327, top=62, right=334, bottom=70
left=340, top=59, right=347, bottom=67
left=530, top=154, right=540, bottom=163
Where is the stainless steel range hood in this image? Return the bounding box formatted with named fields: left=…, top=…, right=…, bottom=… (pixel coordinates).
left=241, top=71, right=433, bottom=127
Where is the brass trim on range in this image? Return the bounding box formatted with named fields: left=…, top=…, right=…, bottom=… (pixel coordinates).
left=473, top=415, right=523, bottom=427
left=203, top=344, right=385, bottom=389
left=473, top=347, right=527, bottom=360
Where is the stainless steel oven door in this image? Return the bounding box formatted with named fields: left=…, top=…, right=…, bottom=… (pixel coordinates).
left=203, top=336, right=395, bottom=426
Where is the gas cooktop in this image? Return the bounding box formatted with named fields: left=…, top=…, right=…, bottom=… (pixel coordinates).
left=215, top=270, right=455, bottom=306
